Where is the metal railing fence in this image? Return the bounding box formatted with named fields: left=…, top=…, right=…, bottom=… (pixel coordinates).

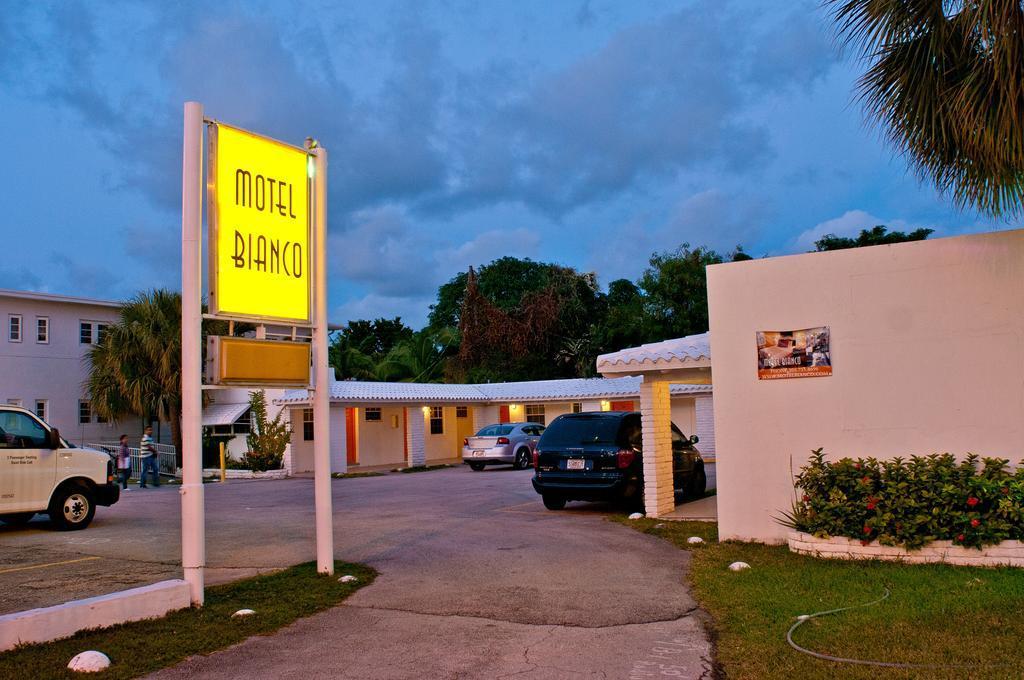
left=86, top=442, right=179, bottom=480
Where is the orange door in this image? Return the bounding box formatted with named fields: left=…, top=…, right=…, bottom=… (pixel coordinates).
left=499, top=405, right=510, bottom=423
left=610, top=400, right=634, bottom=412
left=345, top=408, right=358, bottom=464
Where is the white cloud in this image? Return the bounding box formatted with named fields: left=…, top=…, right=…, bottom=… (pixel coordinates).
left=793, top=210, right=905, bottom=251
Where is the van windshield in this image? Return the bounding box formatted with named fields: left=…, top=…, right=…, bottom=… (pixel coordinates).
left=540, top=416, right=620, bottom=447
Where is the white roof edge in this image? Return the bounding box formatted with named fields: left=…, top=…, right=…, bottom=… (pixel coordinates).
left=0, top=288, right=121, bottom=309
left=595, top=332, right=711, bottom=369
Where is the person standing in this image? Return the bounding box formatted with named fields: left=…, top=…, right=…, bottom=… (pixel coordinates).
left=139, top=425, right=160, bottom=488
left=116, top=434, right=132, bottom=490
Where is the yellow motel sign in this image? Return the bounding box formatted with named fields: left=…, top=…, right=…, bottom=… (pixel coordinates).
left=208, top=123, right=311, bottom=323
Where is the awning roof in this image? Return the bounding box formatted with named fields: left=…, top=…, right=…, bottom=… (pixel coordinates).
left=202, top=402, right=250, bottom=427
left=274, top=376, right=711, bottom=406
left=596, top=332, right=711, bottom=373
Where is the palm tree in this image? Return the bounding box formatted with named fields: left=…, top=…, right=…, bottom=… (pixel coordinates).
left=85, top=290, right=185, bottom=466
left=328, top=334, right=378, bottom=381
left=829, top=1, right=1024, bottom=217
left=375, top=329, right=455, bottom=383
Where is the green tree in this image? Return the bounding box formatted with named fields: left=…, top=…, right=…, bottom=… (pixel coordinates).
left=375, top=328, right=455, bottom=382
left=814, top=225, right=933, bottom=251
left=244, top=390, right=289, bottom=472
left=328, top=333, right=378, bottom=381
left=341, top=318, right=413, bottom=358
left=639, top=245, right=723, bottom=339
left=829, top=0, right=1024, bottom=217
left=85, top=290, right=185, bottom=465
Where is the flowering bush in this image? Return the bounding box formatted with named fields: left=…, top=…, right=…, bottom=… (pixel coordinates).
left=782, top=449, right=1024, bottom=550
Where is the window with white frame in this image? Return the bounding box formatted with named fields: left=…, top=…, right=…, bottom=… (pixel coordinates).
left=571, top=402, right=583, bottom=413
left=303, top=408, right=314, bottom=441
left=80, top=321, right=94, bottom=344
left=34, top=400, right=47, bottom=421
left=456, top=406, right=468, bottom=418
left=9, top=315, right=22, bottom=342
left=365, top=407, right=382, bottom=422
left=429, top=406, right=444, bottom=435
left=36, top=317, right=49, bottom=343
left=525, top=404, right=546, bottom=425
left=97, top=323, right=110, bottom=343
left=78, top=400, right=92, bottom=424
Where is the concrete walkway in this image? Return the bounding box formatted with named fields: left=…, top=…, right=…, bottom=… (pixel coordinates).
left=664, top=495, right=718, bottom=522
left=145, top=469, right=714, bottom=679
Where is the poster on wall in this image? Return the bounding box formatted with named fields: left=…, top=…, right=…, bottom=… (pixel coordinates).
left=756, top=326, right=831, bottom=380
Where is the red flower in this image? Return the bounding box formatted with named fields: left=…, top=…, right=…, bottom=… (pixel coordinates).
left=861, top=476, right=870, bottom=484
left=971, top=519, right=981, bottom=528
left=802, top=494, right=810, bottom=503
left=967, top=497, right=980, bottom=507
left=866, top=502, right=876, bottom=510
left=862, top=526, right=872, bottom=535
left=957, top=534, right=966, bottom=542
left=853, top=462, right=861, bottom=470
left=1001, top=488, right=1010, bottom=495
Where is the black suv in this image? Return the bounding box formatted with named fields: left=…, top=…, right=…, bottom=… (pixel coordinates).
left=531, top=411, right=705, bottom=510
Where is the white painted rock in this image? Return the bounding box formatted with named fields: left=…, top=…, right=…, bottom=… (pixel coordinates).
left=67, top=651, right=110, bottom=673
left=338, top=575, right=358, bottom=583
left=628, top=512, right=644, bottom=520
left=653, top=523, right=665, bottom=529
left=686, top=536, right=705, bottom=545
left=232, top=608, right=256, bottom=618
left=728, top=561, right=751, bottom=572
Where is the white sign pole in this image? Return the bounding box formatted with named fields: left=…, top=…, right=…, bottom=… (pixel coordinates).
left=181, top=101, right=206, bottom=604
left=309, top=142, right=334, bottom=575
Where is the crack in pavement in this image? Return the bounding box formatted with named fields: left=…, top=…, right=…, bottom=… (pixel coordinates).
left=339, top=602, right=702, bottom=630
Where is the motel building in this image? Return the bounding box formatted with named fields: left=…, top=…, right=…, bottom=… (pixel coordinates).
left=276, top=353, right=715, bottom=476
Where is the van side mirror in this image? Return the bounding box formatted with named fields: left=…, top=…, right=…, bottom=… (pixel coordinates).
left=690, top=435, right=699, bottom=444
left=48, top=428, right=62, bottom=449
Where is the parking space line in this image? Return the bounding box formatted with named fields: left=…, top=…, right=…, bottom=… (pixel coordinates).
left=0, top=556, right=101, bottom=575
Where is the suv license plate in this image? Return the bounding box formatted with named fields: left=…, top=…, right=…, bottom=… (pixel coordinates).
left=566, top=459, right=585, bottom=470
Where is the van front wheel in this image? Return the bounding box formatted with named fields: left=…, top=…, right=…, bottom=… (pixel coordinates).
left=49, top=484, right=96, bottom=531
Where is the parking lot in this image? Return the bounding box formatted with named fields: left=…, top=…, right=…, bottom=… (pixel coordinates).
left=2, top=465, right=714, bottom=678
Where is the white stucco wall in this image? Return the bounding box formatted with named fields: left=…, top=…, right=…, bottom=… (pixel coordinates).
left=0, top=294, right=149, bottom=445
left=707, top=229, right=1024, bottom=543
left=670, top=398, right=696, bottom=440
left=425, top=406, right=462, bottom=461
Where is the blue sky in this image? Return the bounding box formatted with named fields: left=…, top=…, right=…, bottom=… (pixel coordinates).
left=0, top=1, right=1006, bottom=327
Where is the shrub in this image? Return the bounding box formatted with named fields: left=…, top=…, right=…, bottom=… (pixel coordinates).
left=243, top=390, right=289, bottom=472
left=783, top=449, right=1024, bottom=550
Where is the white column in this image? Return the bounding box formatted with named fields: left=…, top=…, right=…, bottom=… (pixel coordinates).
left=329, top=405, right=347, bottom=473
left=310, top=143, right=334, bottom=576
left=640, top=377, right=674, bottom=518
left=408, top=406, right=426, bottom=467
left=471, top=405, right=487, bottom=434
left=695, top=395, right=715, bottom=458
left=180, top=101, right=205, bottom=605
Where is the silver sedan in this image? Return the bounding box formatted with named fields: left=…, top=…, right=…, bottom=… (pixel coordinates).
left=463, top=422, right=544, bottom=471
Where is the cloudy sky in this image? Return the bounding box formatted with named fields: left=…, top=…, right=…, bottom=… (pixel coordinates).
left=0, top=1, right=1007, bottom=327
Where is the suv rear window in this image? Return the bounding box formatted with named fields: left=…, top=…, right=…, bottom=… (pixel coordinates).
left=540, top=415, right=621, bottom=447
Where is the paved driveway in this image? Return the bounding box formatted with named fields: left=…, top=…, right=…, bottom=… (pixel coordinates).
left=2, top=467, right=713, bottom=679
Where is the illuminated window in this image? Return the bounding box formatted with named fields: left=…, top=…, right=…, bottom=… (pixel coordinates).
left=429, top=406, right=444, bottom=435
left=365, top=407, right=382, bottom=422
left=303, top=408, right=314, bottom=441
left=525, top=404, right=546, bottom=425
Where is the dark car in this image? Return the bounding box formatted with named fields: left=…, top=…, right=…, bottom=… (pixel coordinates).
left=531, top=411, right=705, bottom=510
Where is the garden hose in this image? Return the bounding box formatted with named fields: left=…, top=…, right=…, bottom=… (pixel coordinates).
left=786, top=587, right=1002, bottom=670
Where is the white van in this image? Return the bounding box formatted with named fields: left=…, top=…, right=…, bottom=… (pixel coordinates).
left=0, top=405, right=120, bottom=530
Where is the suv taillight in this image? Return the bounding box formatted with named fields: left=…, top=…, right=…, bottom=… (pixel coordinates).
left=616, top=449, right=635, bottom=469
left=497, top=437, right=510, bottom=445
left=532, top=450, right=540, bottom=469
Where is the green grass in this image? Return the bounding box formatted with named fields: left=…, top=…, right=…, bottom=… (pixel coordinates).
left=0, top=561, right=375, bottom=680
left=610, top=516, right=1024, bottom=679
left=396, top=464, right=456, bottom=473
left=331, top=471, right=386, bottom=479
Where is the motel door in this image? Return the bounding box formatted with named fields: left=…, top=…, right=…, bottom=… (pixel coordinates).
left=610, top=400, right=634, bottom=412
left=345, top=408, right=358, bottom=464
